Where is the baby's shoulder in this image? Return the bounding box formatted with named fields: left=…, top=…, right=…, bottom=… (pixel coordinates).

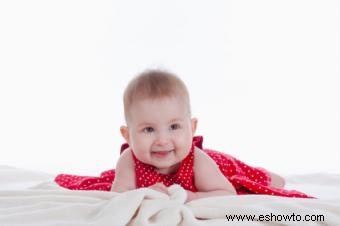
left=194, top=147, right=214, bottom=163
left=117, top=147, right=133, bottom=164
left=194, top=147, right=226, bottom=177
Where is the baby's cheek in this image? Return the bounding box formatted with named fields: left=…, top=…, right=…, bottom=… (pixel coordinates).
left=178, top=147, right=190, bottom=159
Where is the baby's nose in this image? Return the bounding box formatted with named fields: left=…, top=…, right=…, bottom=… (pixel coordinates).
left=155, top=132, right=170, bottom=146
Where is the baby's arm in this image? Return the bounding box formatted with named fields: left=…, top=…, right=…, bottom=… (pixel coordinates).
left=111, top=148, right=136, bottom=192
left=188, top=148, right=236, bottom=202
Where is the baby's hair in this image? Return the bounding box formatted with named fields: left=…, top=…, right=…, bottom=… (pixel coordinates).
left=123, top=69, right=191, bottom=122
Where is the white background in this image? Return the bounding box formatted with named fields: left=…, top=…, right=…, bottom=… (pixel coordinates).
left=0, top=0, right=339, bottom=176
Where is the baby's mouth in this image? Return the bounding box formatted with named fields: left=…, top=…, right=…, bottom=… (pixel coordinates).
left=151, top=149, right=174, bottom=158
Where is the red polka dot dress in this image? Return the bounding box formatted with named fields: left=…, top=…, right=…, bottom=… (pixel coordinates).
left=55, top=136, right=311, bottom=198
left=133, top=141, right=197, bottom=192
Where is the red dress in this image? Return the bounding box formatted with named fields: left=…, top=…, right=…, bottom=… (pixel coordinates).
left=55, top=136, right=311, bottom=198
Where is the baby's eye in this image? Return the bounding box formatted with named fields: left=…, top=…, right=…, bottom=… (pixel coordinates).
left=170, top=124, right=180, bottom=130
left=142, top=127, right=154, bottom=133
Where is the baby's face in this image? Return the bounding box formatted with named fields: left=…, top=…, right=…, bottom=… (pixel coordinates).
left=123, top=96, right=196, bottom=174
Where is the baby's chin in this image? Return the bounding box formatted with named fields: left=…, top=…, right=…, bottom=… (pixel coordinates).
left=154, top=162, right=181, bottom=174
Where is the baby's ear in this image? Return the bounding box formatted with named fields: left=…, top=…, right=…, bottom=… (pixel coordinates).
left=120, top=126, right=130, bottom=143
left=191, top=118, right=198, bottom=134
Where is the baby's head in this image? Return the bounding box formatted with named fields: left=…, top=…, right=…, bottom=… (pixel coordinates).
left=123, top=69, right=191, bottom=123
left=121, top=69, right=197, bottom=173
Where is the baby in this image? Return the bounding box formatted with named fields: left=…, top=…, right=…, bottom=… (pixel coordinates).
left=110, top=69, right=288, bottom=202
left=55, top=69, right=310, bottom=200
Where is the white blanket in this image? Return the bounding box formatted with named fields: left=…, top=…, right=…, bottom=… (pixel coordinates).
left=0, top=165, right=339, bottom=226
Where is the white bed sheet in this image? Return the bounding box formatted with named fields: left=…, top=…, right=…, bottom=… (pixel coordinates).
left=0, top=165, right=339, bottom=226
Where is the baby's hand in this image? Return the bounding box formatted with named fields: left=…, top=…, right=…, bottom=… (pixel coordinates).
left=149, top=183, right=169, bottom=195
left=186, top=190, right=197, bottom=202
